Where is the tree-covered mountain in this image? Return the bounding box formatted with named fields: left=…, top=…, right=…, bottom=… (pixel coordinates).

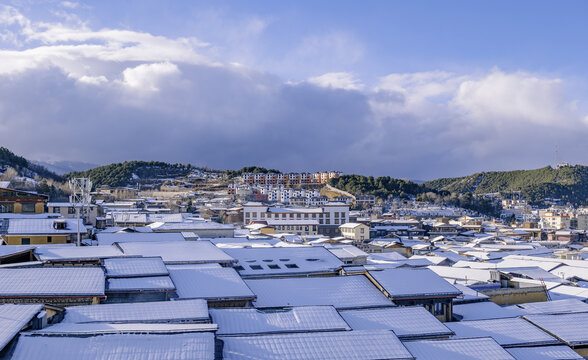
left=66, top=161, right=194, bottom=188
left=0, top=147, right=62, bottom=181
left=329, top=175, right=430, bottom=199
left=424, top=165, right=588, bottom=206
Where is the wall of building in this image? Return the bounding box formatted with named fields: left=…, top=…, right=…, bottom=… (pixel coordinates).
left=4, top=235, right=70, bottom=245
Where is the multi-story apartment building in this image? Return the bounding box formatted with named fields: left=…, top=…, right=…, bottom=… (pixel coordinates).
left=243, top=172, right=340, bottom=185
left=243, top=202, right=349, bottom=237
left=540, top=212, right=572, bottom=229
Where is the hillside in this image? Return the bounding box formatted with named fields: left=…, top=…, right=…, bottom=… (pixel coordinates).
left=424, top=165, right=588, bottom=205
left=328, top=175, right=429, bottom=199
left=0, top=147, right=62, bottom=181
left=66, top=161, right=194, bottom=188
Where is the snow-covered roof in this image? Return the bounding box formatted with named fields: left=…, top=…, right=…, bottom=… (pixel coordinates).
left=512, top=298, right=588, bottom=315
left=0, top=245, right=34, bottom=259
left=34, top=245, right=124, bottom=262
left=31, top=322, right=217, bottom=335
left=223, top=247, right=343, bottom=277
left=368, top=268, right=462, bottom=299
left=245, top=275, right=393, bottom=309
left=0, top=304, right=43, bottom=351
left=63, top=299, right=209, bottom=324
left=451, top=284, right=490, bottom=304
left=168, top=265, right=255, bottom=301
left=0, top=267, right=104, bottom=297
left=403, top=337, right=515, bottom=360
left=148, top=221, right=235, bottom=231
left=446, top=317, right=560, bottom=347
left=523, top=313, right=588, bottom=347
left=220, top=330, right=414, bottom=360
left=453, top=301, right=525, bottom=321
left=339, top=306, right=453, bottom=339
left=116, top=240, right=236, bottom=265
left=103, top=257, right=169, bottom=278
left=96, top=232, right=184, bottom=245
left=11, top=333, right=215, bottom=360
left=7, top=218, right=87, bottom=234
left=211, top=306, right=350, bottom=336
left=107, top=276, right=176, bottom=292
left=505, top=345, right=582, bottom=360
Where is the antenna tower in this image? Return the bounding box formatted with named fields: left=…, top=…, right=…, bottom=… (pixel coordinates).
left=69, top=178, right=92, bottom=246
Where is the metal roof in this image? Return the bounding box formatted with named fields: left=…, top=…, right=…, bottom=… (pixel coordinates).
left=245, top=275, right=394, bottom=309
left=446, top=317, right=560, bottom=347
left=11, top=333, right=215, bottom=360
left=339, top=306, right=453, bottom=339
left=211, top=306, right=350, bottom=336
left=103, top=257, right=169, bottom=278
left=117, top=240, right=236, bottom=265
left=523, top=312, right=588, bottom=347
left=403, top=337, right=515, bottom=360
left=221, top=330, right=414, bottom=360
left=63, top=299, right=209, bottom=324
left=368, top=268, right=462, bottom=299
left=0, top=304, right=42, bottom=351
left=0, top=267, right=105, bottom=297
left=169, top=265, right=255, bottom=301
left=506, top=345, right=582, bottom=360
left=107, top=276, right=176, bottom=292
left=224, top=247, right=344, bottom=278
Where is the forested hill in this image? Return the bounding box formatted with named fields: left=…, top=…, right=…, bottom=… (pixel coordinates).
left=0, top=147, right=62, bottom=181
left=66, top=161, right=193, bottom=187
left=328, top=175, right=430, bottom=199
left=424, top=165, right=588, bottom=205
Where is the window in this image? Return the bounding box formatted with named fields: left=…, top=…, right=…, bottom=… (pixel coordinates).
left=52, top=207, right=60, bottom=213
left=0, top=204, right=13, bottom=213
left=234, top=266, right=245, bottom=271
left=434, top=303, right=444, bottom=316
left=285, top=264, right=299, bottom=269
left=68, top=207, right=76, bottom=215
left=21, top=238, right=30, bottom=245
left=250, top=265, right=263, bottom=270
left=47, top=236, right=52, bottom=243
left=297, top=214, right=301, bottom=219
left=360, top=228, right=365, bottom=233
left=22, top=203, right=35, bottom=213
left=268, top=264, right=280, bottom=269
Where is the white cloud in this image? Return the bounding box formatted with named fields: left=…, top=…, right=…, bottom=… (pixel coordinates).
left=308, top=72, right=363, bottom=90
left=120, top=62, right=180, bottom=92
left=452, top=70, right=572, bottom=126
left=60, top=1, right=79, bottom=9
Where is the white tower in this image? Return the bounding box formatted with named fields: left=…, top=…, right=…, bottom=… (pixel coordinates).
left=69, top=178, right=92, bottom=246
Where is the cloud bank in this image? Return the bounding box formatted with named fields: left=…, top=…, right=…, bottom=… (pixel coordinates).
left=0, top=5, right=586, bottom=179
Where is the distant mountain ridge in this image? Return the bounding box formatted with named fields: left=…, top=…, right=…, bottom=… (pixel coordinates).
left=0, top=147, right=62, bottom=181
left=35, top=160, right=100, bottom=175
left=424, top=165, right=588, bottom=205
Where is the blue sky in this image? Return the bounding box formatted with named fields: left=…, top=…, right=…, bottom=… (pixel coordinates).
left=1, top=1, right=587, bottom=179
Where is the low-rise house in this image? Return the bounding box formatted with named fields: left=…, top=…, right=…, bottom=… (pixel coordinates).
left=339, top=222, right=370, bottom=243
left=366, top=268, right=462, bottom=322
left=2, top=218, right=87, bottom=245
left=47, top=202, right=102, bottom=226
left=0, top=186, right=47, bottom=214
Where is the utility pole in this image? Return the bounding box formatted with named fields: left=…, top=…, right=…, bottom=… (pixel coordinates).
left=69, top=178, right=92, bottom=246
